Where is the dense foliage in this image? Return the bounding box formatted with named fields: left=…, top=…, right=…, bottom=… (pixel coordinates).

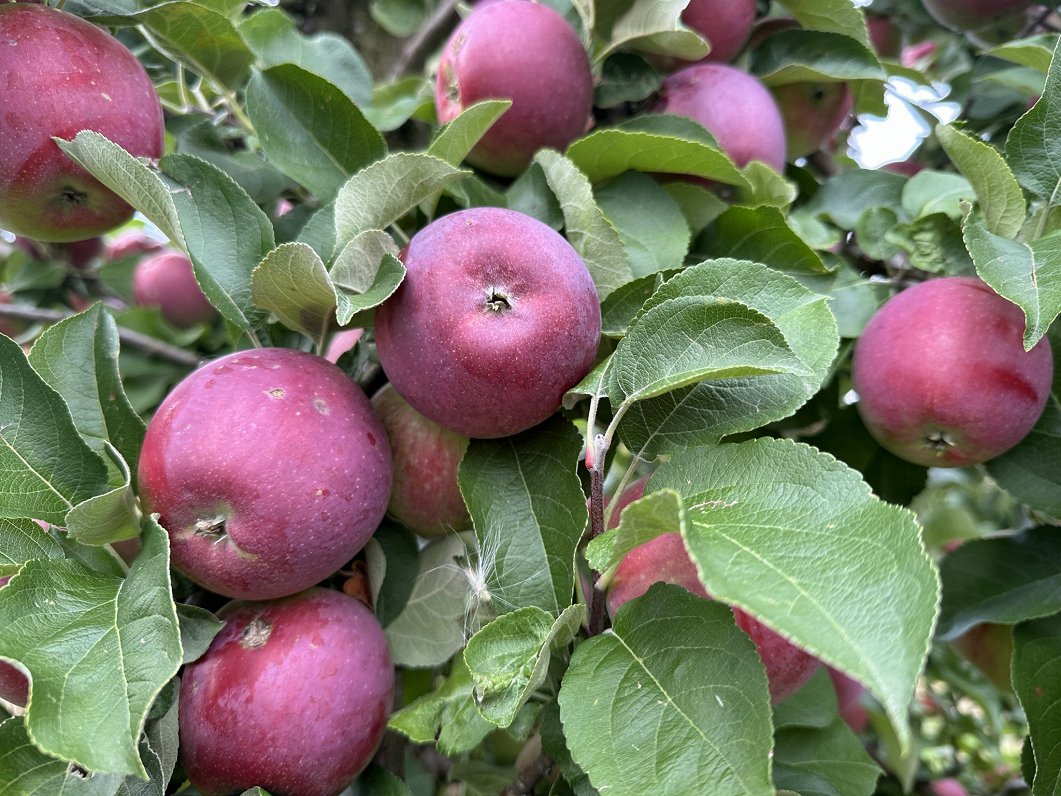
left=0, top=0, right=1059, bottom=794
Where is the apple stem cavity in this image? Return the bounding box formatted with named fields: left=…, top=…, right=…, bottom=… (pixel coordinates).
left=925, top=430, right=958, bottom=452
left=193, top=515, right=228, bottom=540
left=485, top=288, right=512, bottom=313
left=59, top=186, right=89, bottom=208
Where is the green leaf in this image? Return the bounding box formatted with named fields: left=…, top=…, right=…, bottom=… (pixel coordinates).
left=534, top=150, right=633, bottom=299
left=56, top=132, right=186, bottom=249
left=937, top=528, right=1061, bottom=640
left=988, top=34, right=1058, bottom=74
left=599, top=271, right=672, bottom=338
left=363, top=76, right=434, bottom=133
left=558, top=584, right=774, bottom=796
left=805, top=169, right=907, bottom=230
left=354, top=764, right=414, bottom=796
left=936, top=123, right=1026, bottom=238
left=369, top=0, right=431, bottom=37
left=778, top=0, right=872, bottom=47
left=64, top=445, right=139, bottom=545
left=162, top=153, right=276, bottom=333
left=384, top=535, right=469, bottom=668
left=566, top=122, right=747, bottom=188
left=333, top=253, right=406, bottom=327
left=240, top=8, right=373, bottom=106
left=245, top=65, right=386, bottom=202
left=428, top=100, right=512, bottom=167
left=699, top=206, right=829, bottom=274
left=752, top=30, right=885, bottom=86
left=334, top=153, right=467, bottom=245
left=540, top=700, right=595, bottom=796
left=773, top=718, right=881, bottom=796
left=176, top=604, right=224, bottom=665
left=133, top=1, right=254, bottom=90
left=0, top=716, right=123, bottom=794
left=26, top=305, right=145, bottom=486
left=0, top=334, right=108, bottom=524
left=653, top=438, right=939, bottom=752
left=617, top=260, right=839, bottom=457
left=596, top=53, right=663, bottom=108
left=0, top=519, right=182, bottom=776
left=595, top=0, right=708, bottom=63
left=596, top=171, right=690, bottom=278
left=886, top=214, right=973, bottom=276
left=1006, top=37, right=1061, bottom=203
left=963, top=220, right=1061, bottom=349
left=364, top=520, right=420, bottom=627
left=901, top=171, right=973, bottom=220
left=464, top=604, right=583, bottom=727
left=987, top=395, right=1061, bottom=517
left=1014, top=613, right=1061, bottom=795
left=458, top=417, right=587, bottom=617
left=388, top=656, right=495, bottom=756
left=251, top=243, right=336, bottom=343
left=0, top=518, right=63, bottom=575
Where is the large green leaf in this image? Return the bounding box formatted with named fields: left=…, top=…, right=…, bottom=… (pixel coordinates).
left=161, top=154, right=275, bottom=333
left=0, top=518, right=64, bottom=575
left=250, top=242, right=337, bottom=344
left=937, top=528, right=1061, bottom=640
left=1006, top=37, right=1061, bottom=204
left=534, top=150, right=633, bottom=299
left=936, top=123, right=1026, bottom=238
left=246, top=64, right=386, bottom=202
left=616, top=260, right=839, bottom=457
left=0, top=717, right=122, bottom=795
left=963, top=220, right=1061, bottom=349
left=778, top=0, right=871, bottom=47
left=753, top=30, right=885, bottom=86
left=987, top=394, right=1061, bottom=517
left=1014, top=613, right=1061, bottom=795
left=0, top=335, right=107, bottom=524
left=27, top=305, right=145, bottom=486
left=653, top=439, right=939, bottom=752
left=459, top=417, right=587, bottom=617
left=0, top=520, right=181, bottom=776
left=595, top=171, right=690, bottom=278
left=594, top=0, right=709, bottom=63
left=698, top=206, right=829, bottom=274
left=558, top=585, right=774, bottom=796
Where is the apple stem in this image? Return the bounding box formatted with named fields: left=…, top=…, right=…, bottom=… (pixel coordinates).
left=587, top=461, right=607, bottom=637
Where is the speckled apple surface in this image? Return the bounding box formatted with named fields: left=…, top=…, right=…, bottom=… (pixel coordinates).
left=772, top=81, right=853, bottom=159
left=852, top=277, right=1053, bottom=468
left=655, top=63, right=787, bottom=172
left=435, top=0, right=593, bottom=176
left=607, top=530, right=821, bottom=704
left=375, top=207, right=601, bottom=439
left=138, top=348, right=392, bottom=599
left=0, top=5, right=164, bottom=241
left=179, top=589, right=394, bottom=796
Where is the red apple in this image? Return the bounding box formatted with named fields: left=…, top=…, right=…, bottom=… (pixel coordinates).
left=680, top=0, right=757, bottom=64
left=953, top=622, right=1013, bottom=691
left=0, top=4, right=164, bottom=242
left=929, top=778, right=969, bottom=796
left=827, top=666, right=869, bottom=731
left=179, top=588, right=393, bottom=796
left=852, top=277, right=1053, bottom=467
left=371, top=383, right=470, bottom=538
left=137, top=348, right=392, bottom=600
left=606, top=482, right=821, bottom=704
left=772, top=81, right=854, bottom=159
left=0, top=576, right=30, bottom=708
left=375, top=207, right=601, bottom=439
left=867, top=13, right=902, bottom=58
left=104, top=231, right=163, bottom=261
left=435, top=0, right=593, bottom=176
left=655, top=63, right=787, bottom=172
left=132, top=250, right=216, bottom=328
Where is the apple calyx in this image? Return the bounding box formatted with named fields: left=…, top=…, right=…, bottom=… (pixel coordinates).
left=924, top=430, right=957, bottom=453
left=485, top=286, right=513, bottom=313
left=193, top=515, right=228, bottom=540
left=239, top=616, right=272, bottom=649
left=58, top=186, right=89, bottom=209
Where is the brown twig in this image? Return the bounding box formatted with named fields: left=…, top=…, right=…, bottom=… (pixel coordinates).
left=0, top=303, right=202, bottom=367
left=502, top=751, right=556, bottom=796
left=386, top=0, right=461, bottom=82
left=587, top=463, right=607, bottom=637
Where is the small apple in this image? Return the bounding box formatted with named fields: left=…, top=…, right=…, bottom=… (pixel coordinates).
left=104, top=231, right=163, bottom=261
left=0, top=576, right=29, bottom=708
left=852, top=277, right=1053, bottom=467
left=654, top=63, right=787, bottom=172
left=772, top=81, right=854, bottom=159
left=867, top=13, right=902, bottom=58
left=132, top=250, right=216, bottom=328
left=371, top=383, right=470, bottom=537
left=375, top=207, right=601, bottom=439
left=605, top=482, right=820, bottom=704
left=929, top=778, right=969, bottom=796
left=435, top=0, right=593, bottom=176
left=827, top=666, right=869, bottom=731
left=137, top=348, right=392, bottom=600
left=953, top=622, right=1013, bottom=692
left=680, top=0, right=757, bottom=64
left=179, top=588, right=393, bottom=796
left=0, top=4, right=164, bottom=242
